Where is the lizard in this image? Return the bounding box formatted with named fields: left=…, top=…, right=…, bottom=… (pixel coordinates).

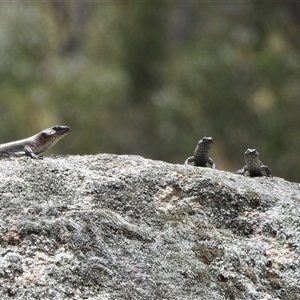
left=235, top=148, right=272, bottom=177
left=184, top=137, right=216, bottom=168
left=0, top=125, right=70, bottom=159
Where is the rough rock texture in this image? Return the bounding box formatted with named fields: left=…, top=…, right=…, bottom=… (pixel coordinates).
left=0, top=154, right=300, bottom=299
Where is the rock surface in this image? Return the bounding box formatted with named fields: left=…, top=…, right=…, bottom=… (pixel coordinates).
left=0, top=154, right=300, bottom=299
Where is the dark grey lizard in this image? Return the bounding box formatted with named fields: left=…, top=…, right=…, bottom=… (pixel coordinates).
left=0, top=125, right=70, bottom=159
left=184, top=137, right=216, bottom=168
left=235, top=148, right=272, bottom=177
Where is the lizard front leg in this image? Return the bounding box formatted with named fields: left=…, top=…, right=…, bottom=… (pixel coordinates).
left=235, top=166, right=248, bottom=176
left=24, top=145, right=43, bottom=160
left=207, top=158, right=216, bottom=169
left=184, top=156, right=195, bottom=165
left=260, top=165, right=272, bottom=177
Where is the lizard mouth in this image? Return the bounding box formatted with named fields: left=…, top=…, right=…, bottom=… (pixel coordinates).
left=52, top=125, right=70, bottom=134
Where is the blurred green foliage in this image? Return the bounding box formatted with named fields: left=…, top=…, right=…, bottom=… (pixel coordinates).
left=1, top=2, right=300, bottom=181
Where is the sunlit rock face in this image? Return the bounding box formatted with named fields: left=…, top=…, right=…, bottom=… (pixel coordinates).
left=0, top=154, right=299, bottom=299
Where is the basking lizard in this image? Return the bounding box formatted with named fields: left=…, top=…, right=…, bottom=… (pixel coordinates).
left=235, top=148, right=272, bottom=177
left=0, top=125, right=70, bottom=159
left=184, top=137, right=216, bottom=168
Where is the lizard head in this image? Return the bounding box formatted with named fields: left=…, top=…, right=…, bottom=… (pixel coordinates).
left=244, top=148, right=259, bottom=163
left=36, top=125, right=70, bottom=153
left=244, top=148, right=259, bottom=156
left=197, top=137, right=213, bottom=150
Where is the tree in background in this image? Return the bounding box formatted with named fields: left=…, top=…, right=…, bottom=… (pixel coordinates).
left=0, top=2, right=300, bottom=182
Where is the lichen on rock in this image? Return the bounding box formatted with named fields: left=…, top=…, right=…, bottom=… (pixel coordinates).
left=0, top=154, right=299, bottom=299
